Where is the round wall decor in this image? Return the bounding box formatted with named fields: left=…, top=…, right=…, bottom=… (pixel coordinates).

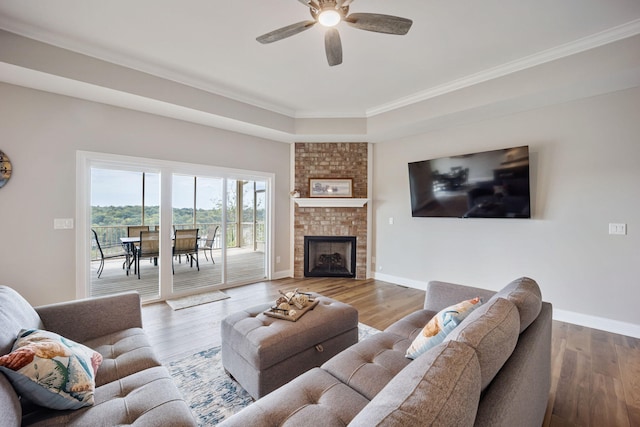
left=0, top=150, right=12, bottom=188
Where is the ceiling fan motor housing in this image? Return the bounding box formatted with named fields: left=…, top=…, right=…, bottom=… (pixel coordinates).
left=311, top=0, right=349, bottom=21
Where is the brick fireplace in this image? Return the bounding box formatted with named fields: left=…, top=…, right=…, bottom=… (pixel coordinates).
left=293, top=142, right=368, bottom=279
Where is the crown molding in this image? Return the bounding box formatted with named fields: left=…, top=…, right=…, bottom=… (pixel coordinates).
left=3, top=16, right=638, bottom=121
left=2, top=18, right=639, bottom=145
left=366, top=18, right=640, bottom=117
left=0, top=17, right=298, bottom=118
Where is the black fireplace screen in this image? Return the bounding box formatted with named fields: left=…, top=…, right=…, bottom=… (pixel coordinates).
left=304, top=236, right=356, bottom=278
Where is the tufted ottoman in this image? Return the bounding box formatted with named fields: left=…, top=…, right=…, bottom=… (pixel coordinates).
left=221, top=295, right=358, bottom=399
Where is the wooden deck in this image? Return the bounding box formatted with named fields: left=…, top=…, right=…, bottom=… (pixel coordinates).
left=90, top=247, right=265, bottom=300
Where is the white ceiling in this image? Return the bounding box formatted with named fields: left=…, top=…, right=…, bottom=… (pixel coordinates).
left=1, top=0, right=640, bottom=141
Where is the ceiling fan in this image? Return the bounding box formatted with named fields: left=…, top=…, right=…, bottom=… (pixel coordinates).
left=256, top=0, right=413, bottom=66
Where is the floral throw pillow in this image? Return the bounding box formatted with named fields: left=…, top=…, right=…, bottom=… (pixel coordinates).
left=0, top=329, right=103, bottom=410
left=406, top=297, right=483, bottom=359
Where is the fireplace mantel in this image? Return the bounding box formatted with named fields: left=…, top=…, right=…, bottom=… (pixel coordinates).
left=293, top=198, right=368, bottom=208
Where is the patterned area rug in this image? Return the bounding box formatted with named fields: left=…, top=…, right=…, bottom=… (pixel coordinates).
left=168, top=323, right=380, bottom=426
left=166, top=291, right=230, bottom=310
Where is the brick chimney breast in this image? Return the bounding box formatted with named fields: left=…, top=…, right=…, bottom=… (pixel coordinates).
left=294, top=143, right=368, bottom=279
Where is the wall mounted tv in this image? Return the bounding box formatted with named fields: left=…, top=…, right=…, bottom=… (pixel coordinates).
left=408, top=146, right=531, bottom=218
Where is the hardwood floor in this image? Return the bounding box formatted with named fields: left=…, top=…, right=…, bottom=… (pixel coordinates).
left=141, top=277, right=424, bottom=363
left=544, top=321, right=640, bottom=427
left=141, top=278, right=640, bottom=427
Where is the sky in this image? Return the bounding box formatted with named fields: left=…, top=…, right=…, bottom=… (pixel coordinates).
left=91, top=169, right=224, bottom=209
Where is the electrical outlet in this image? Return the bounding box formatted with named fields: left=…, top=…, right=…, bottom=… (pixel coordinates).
left=608, top=223, right=627, bottom=235
left=276, top=256, right=281, bottom=264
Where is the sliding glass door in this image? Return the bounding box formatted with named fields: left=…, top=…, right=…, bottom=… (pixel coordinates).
left=226, top=179, right=267, bottom=285
left=81, top=151, right=272, bottom=302
left=172, top=174, right=224, bottom=293
left=89, top=168, right=160, bottom=300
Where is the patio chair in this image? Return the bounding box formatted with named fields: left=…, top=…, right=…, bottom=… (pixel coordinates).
left=136, top=230, right=160, bottom=279
left=127, top=225, right=149, bottom=248
left=200, top=225, right=219, bottom=264
left=91, top=229, right=125, bottom=278
left=129, top=225, right=151, bottom=234
left=173, top=228, right=199, bottom=273
left=172, top=225, right=188, bottom=264
left=126, top=225, right=149, bottom=271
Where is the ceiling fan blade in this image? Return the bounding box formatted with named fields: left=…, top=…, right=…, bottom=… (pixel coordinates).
left=325, top=28, right=343, bottom=66
left=256, top=20, right=317, bottom=44
left=297, top=0, right=320, bottom=10
left=344, top=13, right=413, bottom=35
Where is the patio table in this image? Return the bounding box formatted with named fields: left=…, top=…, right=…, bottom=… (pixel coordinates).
left=120, top=237, right=139, bottom=275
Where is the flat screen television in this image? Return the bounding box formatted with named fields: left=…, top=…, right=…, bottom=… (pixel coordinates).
left=408, top=146, right=531, bottom=218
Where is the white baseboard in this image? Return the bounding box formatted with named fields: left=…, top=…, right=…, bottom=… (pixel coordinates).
left=372, top=272, right=429, bottom=290
left=552, top=309, right=640, bottom=339
left=372, top=272, right=640, bottom=339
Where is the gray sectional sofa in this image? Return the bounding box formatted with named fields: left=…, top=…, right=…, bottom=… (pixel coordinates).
left=221, top=277, right=552, bottom=427
left=0, top=286, right=196, bottom=427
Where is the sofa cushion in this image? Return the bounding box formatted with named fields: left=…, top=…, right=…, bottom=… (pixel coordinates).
left=445, top=297, right=520, bottom=390
left=0, top=329, right=103, bottom=410
left=349, top=340, right=481, bottom=427
left=406, top=297, right=482, bottom=359
left=83, top=328, right=162, bottom=387
left=21, top=366, right=195, bottom=427
left=322, top=332, right=412, bottom=400
left=0, top=374, right=20, bottom=427
left=493, top=277, right=542, bottom=332
left=0, top=286, right=44, bottom=356
left=219, top=368, right=370, bottom=427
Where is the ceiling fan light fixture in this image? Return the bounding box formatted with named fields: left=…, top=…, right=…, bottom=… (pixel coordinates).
left=257, top=0, right=412, bottom=66
left=318, top=9, right=341, bottom=27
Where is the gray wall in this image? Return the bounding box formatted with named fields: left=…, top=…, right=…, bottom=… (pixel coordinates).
left=2, top=79, right=639, bottom=334
left=0, top=82, right=291, bottom=305
left=372, top=87, right=640, bottom=330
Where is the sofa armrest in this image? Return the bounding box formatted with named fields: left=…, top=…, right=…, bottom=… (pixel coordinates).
left=35, top=292, right=143, bottom=343
left=424, top=281, right=497, bottom=312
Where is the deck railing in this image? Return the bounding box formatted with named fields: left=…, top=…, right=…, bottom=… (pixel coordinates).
left=91, top=223, right=265, bottom=260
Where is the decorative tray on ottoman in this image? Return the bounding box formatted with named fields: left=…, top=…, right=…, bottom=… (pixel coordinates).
left=263, top=291, right=319, bottom=322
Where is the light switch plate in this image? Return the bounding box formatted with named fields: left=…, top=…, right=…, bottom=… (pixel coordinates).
left=54, top=218, right=74, bottom=229
left=608, top=223, right=626, bottom=235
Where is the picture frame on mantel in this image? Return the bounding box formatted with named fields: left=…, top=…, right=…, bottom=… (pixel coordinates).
left=309, top=178, right=353, bottom=198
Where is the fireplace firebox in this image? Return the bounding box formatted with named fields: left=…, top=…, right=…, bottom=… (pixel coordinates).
left=304, top=236, right=356, bottom=278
